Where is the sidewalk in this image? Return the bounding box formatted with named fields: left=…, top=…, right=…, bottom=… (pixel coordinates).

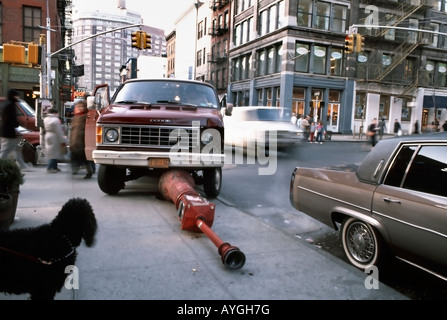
left=0, top=162, right=408, bottom=301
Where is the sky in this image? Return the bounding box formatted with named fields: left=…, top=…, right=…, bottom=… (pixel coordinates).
left=71, top=0, right=195, bottom=32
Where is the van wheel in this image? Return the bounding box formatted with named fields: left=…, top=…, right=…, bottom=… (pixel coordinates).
left=341, top=218, right=383, bottom=270
left=98, top=165, right=125, bottom=195
left=203, top=167, right=222, bottom=198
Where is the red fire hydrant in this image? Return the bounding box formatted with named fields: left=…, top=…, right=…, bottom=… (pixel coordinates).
left=159, top=169, right=246, bottom=270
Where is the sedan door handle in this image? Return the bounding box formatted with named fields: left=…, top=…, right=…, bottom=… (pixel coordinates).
left=383, top=198, right=401, bottom=204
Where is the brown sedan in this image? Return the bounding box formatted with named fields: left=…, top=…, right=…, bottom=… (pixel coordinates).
left=290, top=132, right=447, bottom=280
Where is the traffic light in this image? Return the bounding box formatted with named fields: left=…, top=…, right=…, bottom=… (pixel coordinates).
left=142, top=32, right=152, bottom=49
left=28, top=43, right=42, bottom=65
left=131, top=30, right=142, bottom=49
left=344, top=34, right=355, bottom=54
left=3, top=43, right=25, bottom=64
left=355, top=34, right=365, bottom=53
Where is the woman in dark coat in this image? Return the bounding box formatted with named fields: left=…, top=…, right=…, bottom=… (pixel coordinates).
left=69, top=100, right=92, bottom=179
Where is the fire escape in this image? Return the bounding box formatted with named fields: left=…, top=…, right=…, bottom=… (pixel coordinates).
left=208, top=0, right=230, bottom=92
left=358, top=0, right=437, bottom=100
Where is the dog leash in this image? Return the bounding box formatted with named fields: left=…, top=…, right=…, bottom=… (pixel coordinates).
left=0, top=235, right=75, bottom=265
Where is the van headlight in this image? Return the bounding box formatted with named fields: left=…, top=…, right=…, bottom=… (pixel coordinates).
left=105, top=128, right=119, bottom=142
left=201, top=130, right=214, bottom=145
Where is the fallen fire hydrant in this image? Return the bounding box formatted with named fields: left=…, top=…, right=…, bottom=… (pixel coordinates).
left=159, top=169, right=246, bottom=270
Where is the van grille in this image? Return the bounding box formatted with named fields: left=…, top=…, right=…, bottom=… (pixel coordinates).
left=120, top=126, right=200, bottom=149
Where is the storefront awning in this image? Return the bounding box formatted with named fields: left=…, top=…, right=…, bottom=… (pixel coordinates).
left=423, top=95, right=447, bottom=108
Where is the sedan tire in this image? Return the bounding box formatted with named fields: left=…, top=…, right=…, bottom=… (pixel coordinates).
left=341, top=217, right=383, bottom=270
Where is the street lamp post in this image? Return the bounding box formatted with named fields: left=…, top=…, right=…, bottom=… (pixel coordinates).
left=193, top=0, right=203, bottom=80
left=314, top=91, right=320, bottom=123
left=45, top=0, right=52, bottom=100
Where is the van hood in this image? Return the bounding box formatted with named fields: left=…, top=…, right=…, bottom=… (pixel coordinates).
left=97, top=104, right=223, bottom=127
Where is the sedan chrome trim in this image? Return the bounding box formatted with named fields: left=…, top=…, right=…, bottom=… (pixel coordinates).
left=396, top=256, right=447, bottom=281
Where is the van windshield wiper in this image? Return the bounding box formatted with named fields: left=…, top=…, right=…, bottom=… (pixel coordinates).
left=156, top=100, right=181, bottom=104
left=115, top=100, right=151, bottom=105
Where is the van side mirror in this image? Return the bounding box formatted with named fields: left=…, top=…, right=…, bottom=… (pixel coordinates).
left=225, top=103, right=233, bottom=116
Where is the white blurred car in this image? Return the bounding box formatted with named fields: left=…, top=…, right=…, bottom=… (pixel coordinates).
left=224, top=106, right=304, bottom=151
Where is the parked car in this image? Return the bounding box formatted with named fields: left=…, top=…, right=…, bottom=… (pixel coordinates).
left=0, top=97, right=38, bottom=131
left=290, top=132, right=447, bottom=280
left=16, top=125, right=40, bottom=146
left=15, top=126, right=40, bottom=165
left=224, top=106, right=304, bottom=151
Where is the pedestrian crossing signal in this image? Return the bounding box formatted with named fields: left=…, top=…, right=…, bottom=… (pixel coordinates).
left=28, top=44, right=42, bottom=65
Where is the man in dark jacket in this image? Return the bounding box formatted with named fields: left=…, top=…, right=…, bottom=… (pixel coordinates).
left=0, top=89, right=30, bottom=170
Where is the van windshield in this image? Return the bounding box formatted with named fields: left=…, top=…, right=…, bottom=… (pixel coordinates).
left=113, top=81, right=219, bottom=109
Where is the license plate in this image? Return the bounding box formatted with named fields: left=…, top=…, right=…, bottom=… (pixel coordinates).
left=148, top=158, right=170, bottom=168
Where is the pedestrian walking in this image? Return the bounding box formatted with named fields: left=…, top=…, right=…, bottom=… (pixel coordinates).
left=309, top=121, right=316, bottom=143
left=43, top=108, right=67, bottom=173
left=301, top=116, right=310, bottom=141
left=367, top=118, right=379, bottom=148
left=413, top=120, right=420, bottom=134
left=69, top=100, right=93, bottom=179
left=393, top=119, right=402, bottom=136
left=315, top=121, right=325, bottom=144
left=378, top=117, right=386, bottom=140
left=291, top=113, right=297, bottom=126
left=442, top=120, right=447, bottom=132
left=0, top=89, right=31, bottom=171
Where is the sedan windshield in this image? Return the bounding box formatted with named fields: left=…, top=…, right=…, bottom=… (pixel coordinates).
left=239, top=108, right=291, bottom=122
left=113, top=81, right=219, bottom=109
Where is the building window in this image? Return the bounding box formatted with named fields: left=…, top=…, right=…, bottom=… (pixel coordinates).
left=403, top=58, right=416, bottom=83
left=401, top=99, right=412, bottom=122
left=313, top=45, right=327, bottom=74
left=276, top=87, right=281, bottom=107
left=355, top=92, right=366, bottom=120
left=438, top=0, right=447, bottom=12
left=292, top=87, right=306, bottom=116
left=23, top=6, right=42, bottom=43
left=197, top=50, right=202, bottom=67
left=330, top=49, right=343, bottom=76
left=198, top=21, right=204, bottom=39
left=314, top=2, right=330, bottom=30
left=0, top=4, right=2, bottom=44
left=295, top=43, right=310, bottom=72
left=332, top=4, right=347, bottom=32
left=297, top=0, right=312, bottom=28
left=232, top=53, right=251, bottom=81
left=379, top=95, right=390, bottom=120
left=435, top=62, right=447, bottom=87
left=258, top=1, right=284, bottom=36
left=256, top=43, right=282, bottom=76
left=298, top=1, right=348, bottom=32
left=233, top=90, right=249, bottom=106
left=234, top=24, right=240, bottom=46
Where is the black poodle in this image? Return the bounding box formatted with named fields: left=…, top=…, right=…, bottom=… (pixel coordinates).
left=0, top=197, right=97, bottom=300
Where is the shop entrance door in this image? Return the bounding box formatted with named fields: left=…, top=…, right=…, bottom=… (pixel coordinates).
left=326, top=103, right=339, bottom=132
